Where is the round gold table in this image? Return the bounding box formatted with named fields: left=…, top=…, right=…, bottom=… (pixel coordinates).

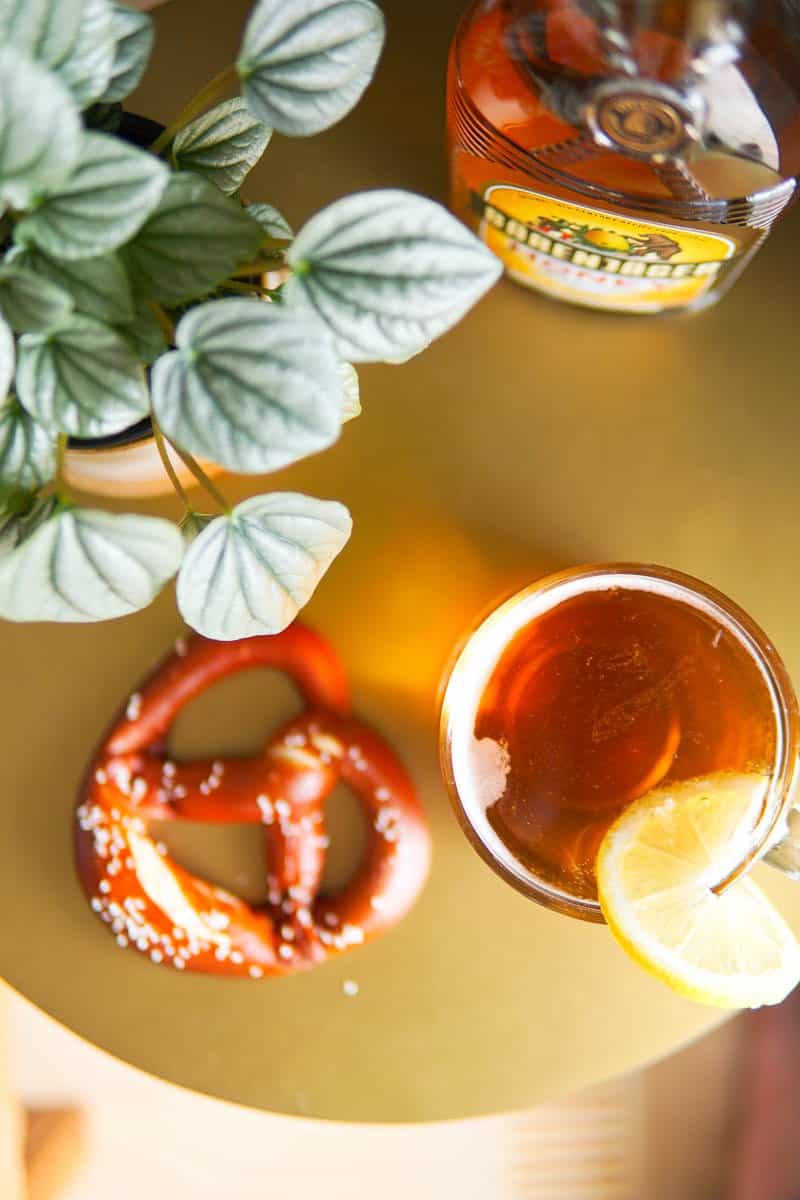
left=2, top=0, right=800, bottom=1123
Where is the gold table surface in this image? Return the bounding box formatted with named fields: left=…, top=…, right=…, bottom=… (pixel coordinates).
left=3, top=0, right=800, bottom=1123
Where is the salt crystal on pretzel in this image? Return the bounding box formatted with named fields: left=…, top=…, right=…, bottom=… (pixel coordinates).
left=75, top=625, right=431, bottom=978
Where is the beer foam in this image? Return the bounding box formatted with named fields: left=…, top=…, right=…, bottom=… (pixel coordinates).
left=467, top=736, right=510, bottom=811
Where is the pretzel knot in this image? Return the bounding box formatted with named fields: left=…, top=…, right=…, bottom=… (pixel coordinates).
left=75, top=626, right=431, bottom=978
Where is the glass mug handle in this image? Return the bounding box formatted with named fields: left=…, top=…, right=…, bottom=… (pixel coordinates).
left=766, top=793, right=800, bottom=877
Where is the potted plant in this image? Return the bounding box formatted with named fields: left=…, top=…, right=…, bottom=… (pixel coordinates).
left=0, top=0, right=501, bottom=640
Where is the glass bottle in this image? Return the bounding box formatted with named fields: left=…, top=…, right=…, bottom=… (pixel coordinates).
left=447, top=1, right=800, bottom=313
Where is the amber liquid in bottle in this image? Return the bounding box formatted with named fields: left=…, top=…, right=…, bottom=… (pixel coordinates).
left=473, top=585, right=776, bottom=902
left=447, top=1, right=800, bottom=313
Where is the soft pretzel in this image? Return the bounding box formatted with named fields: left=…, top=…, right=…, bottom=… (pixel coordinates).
left=75, top=628, right=431, bottom=978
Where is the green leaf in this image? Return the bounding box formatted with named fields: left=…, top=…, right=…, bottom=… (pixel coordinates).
left=284, top=189, right=503, bottom=361
left=151, top=298, right=342, bottom=474
left=0, top=47, right=83, bottom=208
left=0, top=512, right=18, bottom=556
left=237, top=0, right=385, bottom=137
left=15, top=131, right=168, bottom=261
left=173, top=98, right=271, bottom=196
left=56, top=0, right=115, bottom=107
left=99, top=2, right=153, bottom=103
left=176, top=492, right=351, bottom=640
left=0, top=485, right=37, bottom=527
left=0, top=315, right=14, bottom=399
left=118, top=296, right=166, bottom=364
left=0, top=265, right=73, bottom=333
left=339, top=361, right=360, bottom=422
left=0, top=0, right=84, bottom=66
left=0, top=504, right=184, bottom=623
left=16, top=315, right=148, bottom=438
left=0, top=494, right=55, bottom=554
left=0, top=0, right=117, bottom=108
left=8, top=245, right=135, bottom=325
left=246, top=201, right=293, bottom=240
left=0, top=396, right=56, bottom=489
left=122, top=172, right=265, bottom=306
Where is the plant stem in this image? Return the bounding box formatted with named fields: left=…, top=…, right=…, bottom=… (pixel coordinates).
left=231, top=255, right=287, bottom=278
left=55, top=433, right=70, bottom=499
left=231, top=261, right=274, bottom=278
left=219, top=279, right=266, bottom=297
left=260, top=237, right=293, bottom=254
left=151, top=416, right=192, bottom=510
left=231, top=248, right=292, bottom=279
left=151, top=63, right=239, bottom=155
left=149, top=301, right=176, bottom=344
left=171, top=444, right=232, bottom=514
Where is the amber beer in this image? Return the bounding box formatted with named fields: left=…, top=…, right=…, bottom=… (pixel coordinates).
left=440, top=566, right=796, bottom=920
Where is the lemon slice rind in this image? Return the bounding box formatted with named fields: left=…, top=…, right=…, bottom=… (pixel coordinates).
left=597, top=772, right=800, bottom=1010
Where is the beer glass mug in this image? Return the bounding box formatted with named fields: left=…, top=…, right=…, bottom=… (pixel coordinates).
left=440, top=564, right=800, bottom=921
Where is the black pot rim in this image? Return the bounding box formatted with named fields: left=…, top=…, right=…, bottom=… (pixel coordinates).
left=67, top=416, right=153, bottom=452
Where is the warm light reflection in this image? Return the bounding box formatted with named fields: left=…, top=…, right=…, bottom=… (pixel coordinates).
left=323, top=505, right=548, bottom=719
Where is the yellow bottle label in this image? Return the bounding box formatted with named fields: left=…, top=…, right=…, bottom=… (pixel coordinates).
left=478, top=185, right=737, bottom=313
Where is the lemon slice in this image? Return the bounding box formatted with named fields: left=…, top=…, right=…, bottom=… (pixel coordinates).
left=597, top=772, right=800, bottom=1009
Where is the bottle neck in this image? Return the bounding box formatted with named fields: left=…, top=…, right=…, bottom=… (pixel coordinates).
left=590, top=1, right=750, bottom=36
left=509, top=0, right=752, bottom=82
left=455, top=0, right=799, bottom=207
